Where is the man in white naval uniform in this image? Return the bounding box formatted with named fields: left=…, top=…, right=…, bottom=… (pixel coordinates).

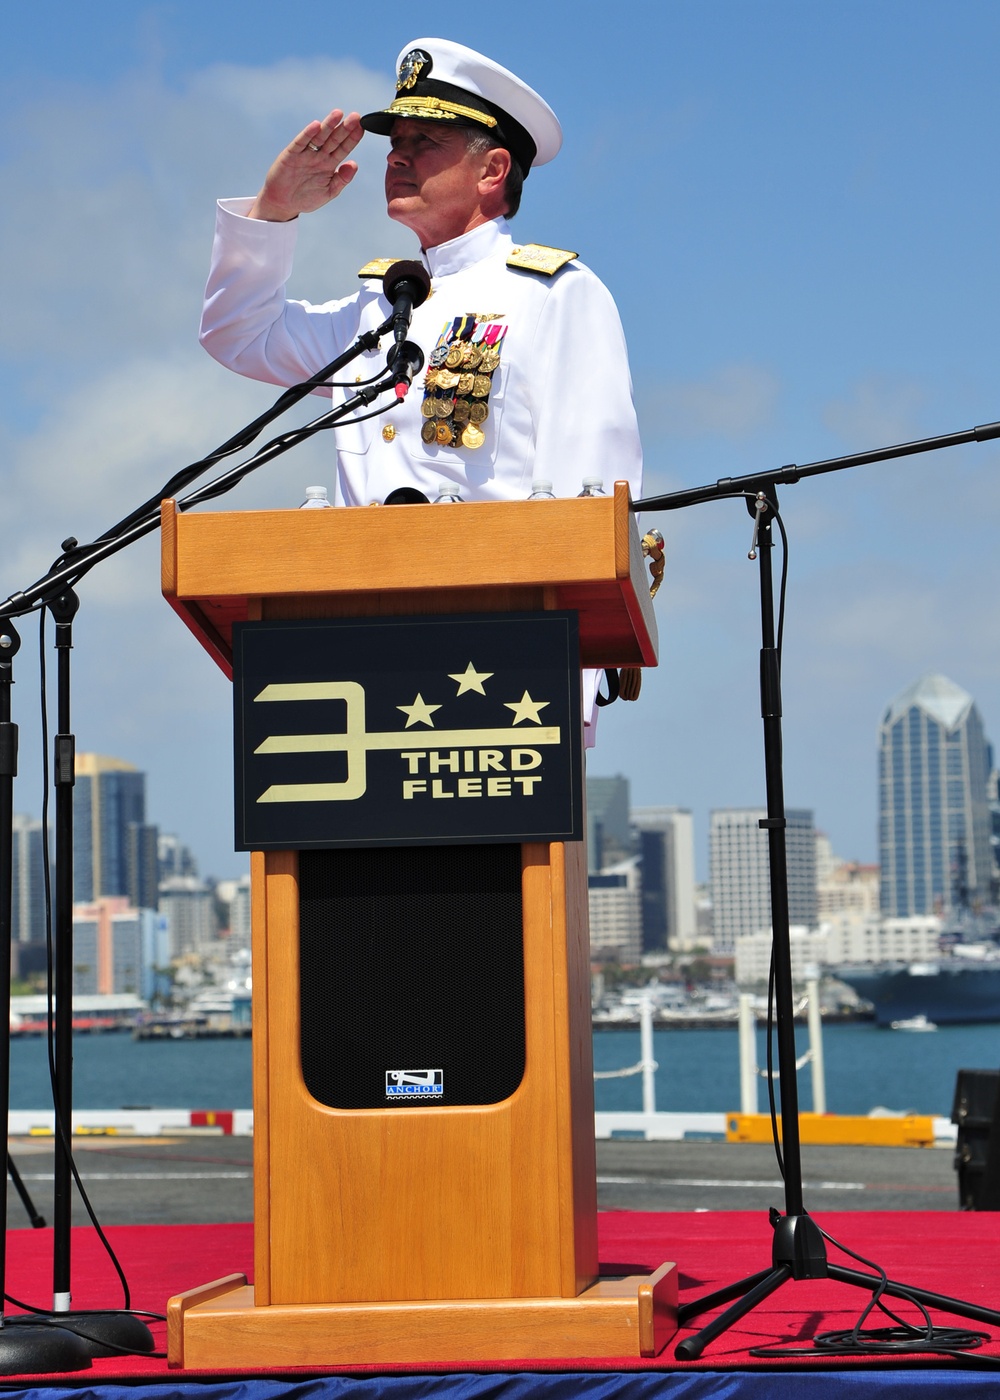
left=200, top=37, right=642, bottom=738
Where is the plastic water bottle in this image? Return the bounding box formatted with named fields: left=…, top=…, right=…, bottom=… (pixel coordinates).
left=299, top=485, right=333, bottom=509
left=528, top=480, right=556, bottom=499
left=435, top=482, right=463, bottom=504
left=577, top=477, right=605, bottom=497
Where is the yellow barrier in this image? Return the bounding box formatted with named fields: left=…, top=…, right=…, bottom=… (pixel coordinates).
left=726, top=1112, right=938, bottom=1148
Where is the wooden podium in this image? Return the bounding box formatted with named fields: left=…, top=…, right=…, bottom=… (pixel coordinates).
left=161, top=482, right=676, bottom=1367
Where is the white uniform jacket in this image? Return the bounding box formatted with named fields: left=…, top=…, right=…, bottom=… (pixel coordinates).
left=201, top=203, right=642, bottom=507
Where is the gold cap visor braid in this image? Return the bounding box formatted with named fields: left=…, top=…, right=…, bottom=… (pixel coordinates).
left=383, top=95, right=498, bottom=128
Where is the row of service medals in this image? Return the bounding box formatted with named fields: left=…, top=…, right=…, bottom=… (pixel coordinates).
left=420, top=315, right=507, bottom=451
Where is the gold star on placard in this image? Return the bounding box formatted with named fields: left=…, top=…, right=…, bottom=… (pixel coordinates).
left=398, top=693, right=441, bottom=728
left=448, top=662, right=494, bottom=696
left=504, top=691, right=550, bottom=725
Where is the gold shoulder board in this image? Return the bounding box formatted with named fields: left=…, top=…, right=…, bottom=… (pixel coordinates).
left=506, top=243, right=578, bottom=276
left=357, top=258, right=409, bottom=279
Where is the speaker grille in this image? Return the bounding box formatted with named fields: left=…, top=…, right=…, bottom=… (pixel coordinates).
left=298, top=845, right=525, bottom=1109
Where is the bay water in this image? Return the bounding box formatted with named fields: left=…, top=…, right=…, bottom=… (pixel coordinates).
left=10, top=1021, right=1000, bottom=1117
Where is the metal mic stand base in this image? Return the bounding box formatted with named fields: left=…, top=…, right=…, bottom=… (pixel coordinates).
left=674, top=1211, right=824, bottom=1358
left=675, top=1207, right=1000, bottom=1361
left=17, top=1311, right=155, bottom=1360
left=0, top=1322, right=92, bottom=1375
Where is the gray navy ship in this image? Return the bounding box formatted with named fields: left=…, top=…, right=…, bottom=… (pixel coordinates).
left=837, top=941, right=1000, bottom=1026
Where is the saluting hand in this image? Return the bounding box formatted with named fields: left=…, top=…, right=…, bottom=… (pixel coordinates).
left=249, top=109, right=364, bottom=222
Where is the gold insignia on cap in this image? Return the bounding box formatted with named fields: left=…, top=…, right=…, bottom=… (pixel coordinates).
left=357, top=257, right=409, bottom=279
left=397, top=48, right=431, bottom=92
left=387, top=95, right=498, bottom=128
left=506, top=243, right=579, bottom=275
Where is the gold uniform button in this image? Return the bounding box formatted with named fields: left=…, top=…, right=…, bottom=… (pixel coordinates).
left=382, top=424, right=396, bottom=442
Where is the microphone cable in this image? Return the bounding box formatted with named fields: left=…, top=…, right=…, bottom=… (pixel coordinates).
left=750, top=1217, right=992, bottom=1360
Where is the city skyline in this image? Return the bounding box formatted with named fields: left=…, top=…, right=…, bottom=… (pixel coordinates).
left=14, top=664, right=997, bottom=911
left=15, top=672, right=995, bottom=975
left=593, top=670, right=1000, bottom=888
left=9, top=746, right=224, bottom=986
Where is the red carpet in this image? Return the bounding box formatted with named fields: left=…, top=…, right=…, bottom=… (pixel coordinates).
left=3, top=1211, right=1000, bottom=1379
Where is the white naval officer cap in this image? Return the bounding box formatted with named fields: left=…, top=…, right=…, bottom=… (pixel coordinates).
left=360, top=37, right=563, bottom=175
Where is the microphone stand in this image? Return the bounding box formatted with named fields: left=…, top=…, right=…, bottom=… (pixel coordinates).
left=51, top=589, right=78, bottom=1320
left=0, top=622, right=90, bottom=1374
left=0, top=335, right=414, bottom=1373
left=632, top=417, right=1000, bottom=1360
left=40, top=588, right=155, bottom=1356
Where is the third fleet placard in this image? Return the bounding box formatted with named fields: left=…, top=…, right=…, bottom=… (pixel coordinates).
left=232, top=611, right=583, bottom=849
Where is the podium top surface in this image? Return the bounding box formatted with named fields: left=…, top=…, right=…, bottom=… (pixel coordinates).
left=162, top=481, right=658, bottom=676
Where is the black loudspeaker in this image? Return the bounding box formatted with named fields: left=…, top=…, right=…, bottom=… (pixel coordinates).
left=952, top=1068, right=1000, bottom=1209
left=298, top=844, right=525, bottom=1111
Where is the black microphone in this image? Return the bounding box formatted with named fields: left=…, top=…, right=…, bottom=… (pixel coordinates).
left=386, top=340, right=425, bottom=399
left=384, top=487, right=430, bottom=505
left=383, top=260, right=431, bottom=344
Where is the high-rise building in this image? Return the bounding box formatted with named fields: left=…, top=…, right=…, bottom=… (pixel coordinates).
left=227, top=875, right=252, bottom=953
left=588, top=857, right=642, bottom=962
left=72, top=895, right=131, bottom=994
left=72, top=912, right=100, bottom=996
left=159, top=876, right=218, bottom=957
left=73, top=754, right=147, bottom=904
left=110, top=910, right=146, bottom=996
left=585, top=775, right=631, bottom=873
left=879, top=674, right=993, bottom=917
left=141, top=913, right=173, bottom=1002
left=988, top=767, right=1000, bottom=888
left=631, top=807, right=697, bottom=952
left=12, top=813, right=46, bottom=946
left=126, top=821, right=161, bottom=911
left=709, top=808, right=817, bottom=953
left=73, top=897, right=170, bottom=997
left=817, top=861, right=880, bottom=919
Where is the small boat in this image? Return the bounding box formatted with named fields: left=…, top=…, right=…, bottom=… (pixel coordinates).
left=889, top=1014, right=938, bottom=1032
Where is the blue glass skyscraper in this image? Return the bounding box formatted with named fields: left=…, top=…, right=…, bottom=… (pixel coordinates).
left=878, top=675, right=993, bottom=917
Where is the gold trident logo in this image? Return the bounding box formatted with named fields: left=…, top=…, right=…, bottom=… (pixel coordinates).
left=253, top=682, right=561, bottom=803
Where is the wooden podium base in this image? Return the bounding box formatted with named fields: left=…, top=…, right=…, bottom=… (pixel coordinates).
left=167, top=1266, right=679, bottom=1368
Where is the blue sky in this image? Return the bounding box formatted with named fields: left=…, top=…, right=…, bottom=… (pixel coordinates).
left=3, top=2, right=1000, bottom=881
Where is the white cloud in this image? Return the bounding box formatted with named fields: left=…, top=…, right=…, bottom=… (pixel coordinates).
left=822, top=375, right=926, bottom=449
left=0, top=57, right=398, bottom=376
left=642, top=362, right=780, bottom=440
